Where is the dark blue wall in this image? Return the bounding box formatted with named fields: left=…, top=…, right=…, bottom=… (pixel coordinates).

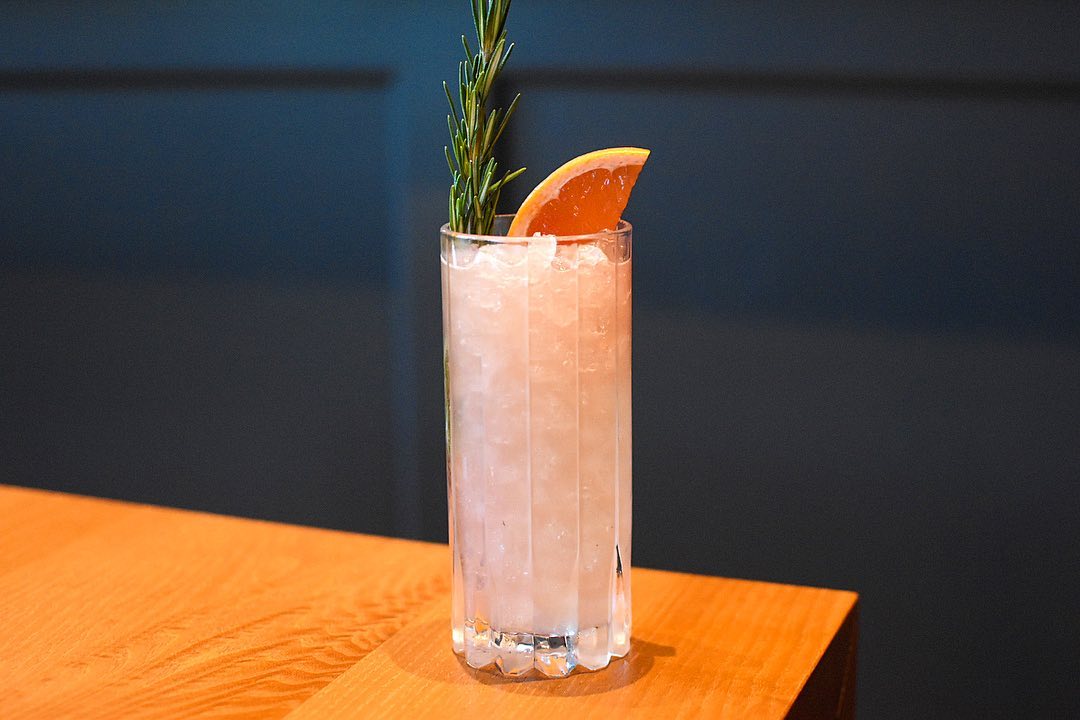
left=2, top=3, right=1079, bottom=717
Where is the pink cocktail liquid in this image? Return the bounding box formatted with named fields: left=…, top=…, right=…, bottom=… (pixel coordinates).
left=441, top=222, right=632, bottom=677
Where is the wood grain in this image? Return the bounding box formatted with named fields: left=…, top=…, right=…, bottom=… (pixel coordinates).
left=286, top=571, right=857, bottom=720
left=0, top=486, right=447, bottom=719
left=0, top=485, right=857, bottom=719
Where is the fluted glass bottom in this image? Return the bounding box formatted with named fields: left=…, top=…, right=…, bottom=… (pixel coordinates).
left=459, top=625, right=625, bottom=678
left=451, top=546, right=631, bottom=677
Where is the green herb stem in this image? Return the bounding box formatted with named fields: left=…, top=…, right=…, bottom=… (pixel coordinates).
left=444, top=0, right=525, bottom=234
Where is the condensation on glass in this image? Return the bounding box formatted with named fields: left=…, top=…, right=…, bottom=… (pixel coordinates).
left=441, top=216, right=632, bottom=677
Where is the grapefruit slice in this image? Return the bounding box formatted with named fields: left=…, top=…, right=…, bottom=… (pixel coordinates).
left=507, top=147, right=649, bottom=236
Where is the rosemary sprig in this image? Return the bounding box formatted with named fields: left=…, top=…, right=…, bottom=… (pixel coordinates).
left=444, top=0, right=525, bottom=235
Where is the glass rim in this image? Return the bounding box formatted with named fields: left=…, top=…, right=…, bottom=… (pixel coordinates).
left=440, top=215, right=631, bottom=244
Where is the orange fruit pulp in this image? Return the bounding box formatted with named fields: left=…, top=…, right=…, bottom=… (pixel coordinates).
left=507, top=147, right=649, bottom=236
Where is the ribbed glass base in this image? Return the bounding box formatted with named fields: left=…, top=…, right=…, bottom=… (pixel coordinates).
left=455, top=619, right=629, bottom=678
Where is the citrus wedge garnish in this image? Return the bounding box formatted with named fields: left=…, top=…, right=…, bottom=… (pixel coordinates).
left=507, top=147, right=649, bottom=236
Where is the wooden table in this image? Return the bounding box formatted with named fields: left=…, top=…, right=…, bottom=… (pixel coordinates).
left=0, top=485, right=857, bottom=718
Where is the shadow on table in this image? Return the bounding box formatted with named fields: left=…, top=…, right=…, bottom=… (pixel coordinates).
left=454, top=636, right=676, bottom=696
left=381, top=617, right=675, bottom=697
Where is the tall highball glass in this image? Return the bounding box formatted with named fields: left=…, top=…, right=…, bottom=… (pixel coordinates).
left=441, top=215, right=632, bottom=677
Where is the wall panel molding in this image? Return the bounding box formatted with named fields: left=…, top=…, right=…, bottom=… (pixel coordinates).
left=0, top=68, right=391, bottom=91
left=505, top=67, right=1080, bottom=101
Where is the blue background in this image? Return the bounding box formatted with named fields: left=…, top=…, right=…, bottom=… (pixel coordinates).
left=2, top=2, right=1079, bottom=716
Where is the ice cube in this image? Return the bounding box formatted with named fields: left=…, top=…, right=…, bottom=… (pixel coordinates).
left=525, top=235, right=553, bottom=264
left=491, top=243, right=528, bottom=267
left=446, top=237, right=479, bottom=268
left=551, top=243, right=577, bottom=272
left=576, top=243, right=608, bottom=267
left=473, top=243, right=527, bottom=272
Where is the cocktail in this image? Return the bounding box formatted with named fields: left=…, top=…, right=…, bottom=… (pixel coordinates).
left=442, top=215, right=633, bottom=676
left=441, top=1, right=648, bottom=678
